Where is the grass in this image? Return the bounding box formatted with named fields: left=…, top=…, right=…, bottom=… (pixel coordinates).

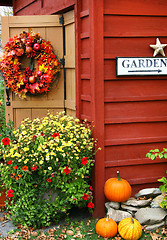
left=1, top=208, right=167, bottom=240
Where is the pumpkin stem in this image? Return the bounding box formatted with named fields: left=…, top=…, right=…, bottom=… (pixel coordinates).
left=106, top=213, right=109, bottom=221
left=130, top=215, right=134, bottom=224
left=117, top=171, right=121, bottom=181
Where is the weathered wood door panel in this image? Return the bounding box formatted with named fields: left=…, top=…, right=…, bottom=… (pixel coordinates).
left=63, top=10, right=76, bottom=117
left=1, top=12, right=76, bottom=127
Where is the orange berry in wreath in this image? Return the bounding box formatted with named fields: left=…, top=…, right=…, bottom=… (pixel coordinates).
left=104, top=171, right=132, bottom=202
left=25, top=46, right=33, bottom=54
left=29, top=76, right=35, bottom=84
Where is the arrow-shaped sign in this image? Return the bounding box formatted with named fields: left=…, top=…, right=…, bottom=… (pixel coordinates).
left=128, top=69, right=162, bottom=73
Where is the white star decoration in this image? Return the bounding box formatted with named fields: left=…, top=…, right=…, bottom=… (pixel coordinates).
left=150, top=38, right=167, bottom=57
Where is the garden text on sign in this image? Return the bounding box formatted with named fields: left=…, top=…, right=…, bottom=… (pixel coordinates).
left=116, top=57, right=167, bottom=76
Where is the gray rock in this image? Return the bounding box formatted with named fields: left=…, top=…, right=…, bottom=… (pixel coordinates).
left=151, top=194, right=165, bottom=208
left=105, top=201, right=120, bottom=210
left=106, top=207, right=132, bottom=222
left=135, top=188, right=161, bottom=199
left=121, top=204, right=139, bottom=213
left=123, top=197, right=152, bottom=207
left=144, top=221, right=165, bottom=231
left=135, top=208, right=167, bottom=225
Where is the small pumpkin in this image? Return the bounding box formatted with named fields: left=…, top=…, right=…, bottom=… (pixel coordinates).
left=118, top=216, right=142, bottom=240
left=96, top=214, right=118, bottom=238
left=104, top=171, right=132, bottom=202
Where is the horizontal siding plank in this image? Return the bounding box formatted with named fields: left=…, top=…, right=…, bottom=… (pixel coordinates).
left=105, top=163, right=167, bottom=185
left=103, top=0, right=167, bottom=16
left=105, top=137, right=167, bottom=146
left=105, top=158, right=165, bottom=167
left=80, top=10, right=89, bottom=18
left=104, top=37, right=167, bottom=59
left=104, top=142, right=167, bottom=164
left=15, top=0, right=36, bottom=13
left=81, top=94, right=91, bottom=101
left=105, top=122, right=167, bottom=146
left=104, top=15, right=167, bottom=37
left=104, top=80, right=167, bottom=102
left=80, top=32, right=90, bottom=39
left=104, top=101, right=167, bottom=123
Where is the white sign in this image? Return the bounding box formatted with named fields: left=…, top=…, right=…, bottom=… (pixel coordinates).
left=116, top=57, right=167, bottom=76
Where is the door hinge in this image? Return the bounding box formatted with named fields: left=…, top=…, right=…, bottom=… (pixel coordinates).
left=59, top=16, right=64, bottom=25
left=60, top=58, right=65, bottom=67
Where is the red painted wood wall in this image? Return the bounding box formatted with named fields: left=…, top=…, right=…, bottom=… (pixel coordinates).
left=11, top=0, right=167, bottom=217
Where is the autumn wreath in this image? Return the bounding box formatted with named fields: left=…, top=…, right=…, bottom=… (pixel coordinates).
left=0, top=31, right=60, bottom=99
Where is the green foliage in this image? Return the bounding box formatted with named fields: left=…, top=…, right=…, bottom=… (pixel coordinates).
left=146, top=148, right=167, bottom=208
left=0, top=76, right=15, bottom=160
left=0, top=112, right=98, bottom=228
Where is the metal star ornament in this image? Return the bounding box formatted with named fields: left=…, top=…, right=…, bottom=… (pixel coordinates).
left=150, top=38, right=167, bottom=57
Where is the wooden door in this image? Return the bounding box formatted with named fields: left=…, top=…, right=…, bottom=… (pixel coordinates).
left=1, top=12, right=76, bottom=127
left=63, top=10, right=76, bottom=117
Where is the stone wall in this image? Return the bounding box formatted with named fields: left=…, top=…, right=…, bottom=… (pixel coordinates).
left=105, top=188, right=167, bottom=231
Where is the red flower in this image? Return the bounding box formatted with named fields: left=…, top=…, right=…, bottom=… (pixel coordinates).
left=33, top=135, right=37, bottom=140
left=8, top=160, right=12, bottom=165
left=41, top=133, right=44, bottom=136
left=2, top=137, right=10, bottom=146
left=22, top=165, right=28, bottom=171
left=52, top=133, right=60, bottom=139
left=30, top=164, right=37, bottom=171
left=82, top=193, right=89, bottom=200
left=51, top=172, right=55, bottom=177
left=81, top=157, right=88, bottom=165
left=7, top=189, right=14, bottom=198
left=46, top=178, right=51, bottom=182
left=90, top=186, right=93, bottom=191
left=88, top=202, right=94, bottom=209
left=14, top=166, right=18, bottom=170
left=63, top=166, right=71, bottom=175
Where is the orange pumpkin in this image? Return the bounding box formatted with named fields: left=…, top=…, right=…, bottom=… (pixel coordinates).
left=118, top=217, right=142, bottom=240
left=96, top=214, right=118, bottom=238
left=104, top=171, right=132, bottom=202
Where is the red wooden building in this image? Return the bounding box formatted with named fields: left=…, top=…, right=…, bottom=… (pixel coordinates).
left=1, top=0, right=167, bottom=217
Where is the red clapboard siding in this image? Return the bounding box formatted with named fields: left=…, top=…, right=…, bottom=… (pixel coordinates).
left=104, top=142, right=167, bottom=166
left=81, top=0, right=89, bottom=11
left=105, top=163, right=167, bottom=185
left=105, top=122, right=167, bottom=146
left=104, top=80, right=167, bottom=102
left=104, top=15, right=167, bottom=37
left=103, top=0, right=167, bottom=16
left=104, top=37, right=167, bottom=59
left=104, top=101, right=167, bottom=123
left=15, top=0, right=75, bottom=15
left=81, top=79, right=91, bottom=96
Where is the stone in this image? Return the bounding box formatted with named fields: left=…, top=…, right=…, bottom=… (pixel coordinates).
left=106, top=206, right=132, bottom=223
left=105, top=201, right=120, bottom=210
left=135, top=208, right=167, bottom=225
left=150, top=194, right=165, bottom=208
left=144, top=221, right=165, bottom=231
left=123, top=197, right=152, bottom=207
left=121, top=204, right=139, bottom=213
left=135, top=188, right=161, bottom=199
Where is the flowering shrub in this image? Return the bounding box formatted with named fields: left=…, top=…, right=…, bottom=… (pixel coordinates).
left=0, top=112, right=97, bottom=228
